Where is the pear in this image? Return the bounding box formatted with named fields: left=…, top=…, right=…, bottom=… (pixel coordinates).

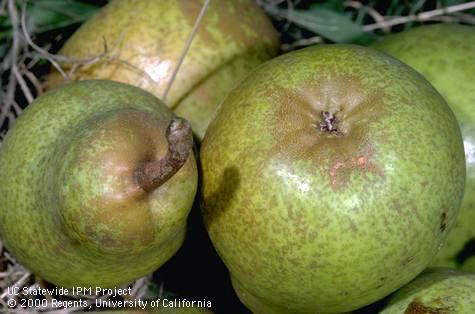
left=380, top=268, right=475, bottom=313
left=0, top=80, right=197, bottom=288
left=46, top=0, right=279, bottom=139
left=372, top=24, right=475, bottom=271
left=200, top=45, right=465, bottom=313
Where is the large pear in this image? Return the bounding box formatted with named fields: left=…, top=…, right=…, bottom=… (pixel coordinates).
left=46, top=0, right=279, bottom=139
left=372, top=24, right=475, bottom=271
left=380, top=268, right=475, bottom=313
left=0, top=80, right=197, bottom=288
left=200, top=45, right=465, bottom=313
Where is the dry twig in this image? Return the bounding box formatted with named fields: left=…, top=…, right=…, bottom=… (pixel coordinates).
left=363, top=1, right=475, bottom=31
left=344, top=0, right=390, bottom=33
left=162, top=0, right=211, bottom=101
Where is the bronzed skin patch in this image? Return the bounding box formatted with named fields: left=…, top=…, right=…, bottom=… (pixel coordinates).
left=270, top=75, right=386, bottom=190
left=59, top=110, right=166, bottom=254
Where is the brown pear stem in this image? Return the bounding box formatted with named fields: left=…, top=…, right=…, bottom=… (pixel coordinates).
left=319, top=111, right=338, bottom=133
left=134, top=118, right=193, bottom=192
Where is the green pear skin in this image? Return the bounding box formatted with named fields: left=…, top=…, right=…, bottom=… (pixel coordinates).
left=0, top=80, right=197, bottom=288
left=200, top=45, right=465, bottom=313
left=380, top=268, right=475, bottom=313
left=372, top=24, right=475, bottom=271
left=462, top=257, right=475, bottom=272
left=46, top=0, right=279, bottom=139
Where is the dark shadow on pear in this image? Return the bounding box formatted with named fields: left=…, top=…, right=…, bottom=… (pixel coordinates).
left=154, top=165, right=245, bottom=314
left=201, top=166, right=240, bottom=226
left=456, top=238, right=475, bottom=266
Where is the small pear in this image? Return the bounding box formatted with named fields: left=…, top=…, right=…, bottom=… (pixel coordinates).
left=380, top=268, right=475, bottom=313
left=0, top=80, right=197, bottom=288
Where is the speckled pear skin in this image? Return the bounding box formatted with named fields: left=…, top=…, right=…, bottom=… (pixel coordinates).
left=45, top=0, right=279, bottom=139
left=0, top=80, right=198, bottom=288
left=462, top=256, right=475, bottom=271
left=380, top=268, right=475, bottom=313
left=200, top=45, right=465, bottom=313
left=372, top=24, right=475, bottom=271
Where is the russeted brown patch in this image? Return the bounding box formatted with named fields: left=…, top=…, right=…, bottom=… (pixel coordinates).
left=268, top=75, right=386, bottom=190
left=404, top=300, right=450, bottom=314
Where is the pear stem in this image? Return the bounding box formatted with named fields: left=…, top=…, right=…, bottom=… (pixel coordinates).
left=319, top=111, right=338, bottom=133
left=134, top=118, right=193, bottom=192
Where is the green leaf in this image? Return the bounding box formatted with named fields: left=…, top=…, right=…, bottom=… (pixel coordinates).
left=0, top=15, right=12, bottom=41
left=26, top=0, right=100, bottom=34
left=0, top=30, right=11, bottom=42
left=313, top=0, right=346, bottom=12
left=0, top=15, right=10, bottom=29
left=403, top=0, right=427, bottom=30
left=286, top=5, right=375, bottom=44
left=386, top=1, right=408, bottom=17
left=441, top=0, right=468, bottom=5
left=142, top=281, right=177, bottom=300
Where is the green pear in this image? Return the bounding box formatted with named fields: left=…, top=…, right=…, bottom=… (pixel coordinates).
left=0, top=80, right=197, bottom=288
left=200, top=45, right=465, bottom=313
left=380, top=268, right=475, bottom=313
left=372, top=24, right=475, bottom=271
left=46, top=0, right=279, bottom=139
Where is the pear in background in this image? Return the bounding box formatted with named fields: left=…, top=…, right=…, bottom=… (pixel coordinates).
left=46, top=0, right=280, bottom=139
left=372, top=24, right=475, bottom=271
left=380, top=268, right=475, bottom=313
